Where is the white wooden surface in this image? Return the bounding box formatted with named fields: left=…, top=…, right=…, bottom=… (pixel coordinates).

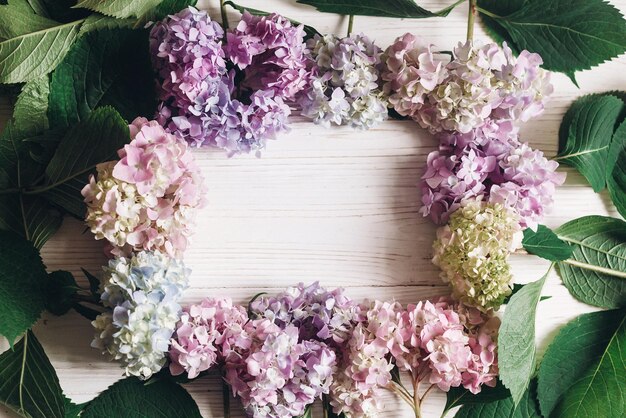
left=1, top=0, right=626, bottom=417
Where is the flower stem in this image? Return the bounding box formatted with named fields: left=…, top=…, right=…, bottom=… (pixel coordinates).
left=220, top=0, right=229, bottom=30
left=347, top=15, right=354, bottom=36
left=467, top=0, right=477, bottom=41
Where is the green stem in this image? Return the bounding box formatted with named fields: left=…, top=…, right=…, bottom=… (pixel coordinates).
left=18, top=333, right=28, bottom=415
left=467, top=0, right=477, bottom=41
left=347, top=14, right=354, bottom=36
left=220, top=0, right=229, bottom=30
left=475, top=6, right=500, bottom=19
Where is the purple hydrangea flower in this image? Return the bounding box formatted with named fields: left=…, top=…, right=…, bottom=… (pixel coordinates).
left=420, top=130, right=566, bottom=228
left=150, top=8, right=308, bottom=156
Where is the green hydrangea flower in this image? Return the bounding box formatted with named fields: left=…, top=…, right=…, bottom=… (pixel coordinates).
left=432, top=200, right=522, bottom=311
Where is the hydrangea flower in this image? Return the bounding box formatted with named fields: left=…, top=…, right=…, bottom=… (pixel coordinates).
left=329, top=298, right=499, bottom=416
left=151, top=8, right=308, bottom=156
left=92, top=251, right=190, bottom=379
left=82, top=117, right=206, bottom=258
left=169, top=297, right=249, bottom=379
left=382, top=38, right=552, bottom=134
left=381, top=33, right=447, bottom=119
left=224, top=319, right=336, bottom=418
left=432, top=200, right=523, bottom=311
left=420, top=129, right=565, bottom=228
left=300, top=34, right=388, bottom=129
left=249, top=281, right=358, bottom=345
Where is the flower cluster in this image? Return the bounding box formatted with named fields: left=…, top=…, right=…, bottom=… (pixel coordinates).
left=225, top=320, right=336, bottom=418
left=329, top=298, right=499, bottom=417
left=249, top=281, right=358, bottom=345
left=151, top=8, right=309, bottom=156
left=432, top=201, right=523, bottom=311
left=382, top=38, right=552, bottom=134
left=92, top=251, right=190, bottom=379
left=169, top=297, right=248, bottom=378
left=420, top=129, right=565, bottom=228
left=82, top=117, right=206, bottom=258
left=300, top=34, right=388, bottom=129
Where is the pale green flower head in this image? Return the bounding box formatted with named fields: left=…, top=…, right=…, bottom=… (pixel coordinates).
left=432, top=199, right=522, bottom=311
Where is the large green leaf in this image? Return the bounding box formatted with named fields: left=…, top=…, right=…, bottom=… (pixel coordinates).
left=442, top=380, right=510, bottom=417
left=81, top=377, right=202, bottom=418
left=0, top=195, right=62, bottom=249
left=0, top=230, right=49, bottom=345
left=553, top=311, right=626, bottom=417
left=454, top=381, right=541, bottom=418
left=498, top=268, right=549, bottom=406
left=295, top=0, right=465, bottom=18
left=477, top=0, right=626, bottom=76
left=78, top=14, right=136, bottom=35
left=40, top=106, right=129, bottom=217
left=522, top=225, right=573, bottom=261
left=537, top=309, right=625, bottom=417
left=0, top=0, right=59, bottom=39
left=0, top=77, right=52, bottom=188
left=0, top=332, right=65, bottom=418
left=556, top=216, right=626, bottom=308
left=75, top=0, right=162, bottom=19
left=607, top=120, right=626, bottom=218
left=0, top=230, right=48, bottom=344
left=0, top=18, right=83, bottom=83
left=49, top=28, right=157, bottom=129
left=555, top=94, right=625, bottom=192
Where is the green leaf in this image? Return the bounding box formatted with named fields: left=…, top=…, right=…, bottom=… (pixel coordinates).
left=41, top=106, right=129, bottom=217
left=607, top=120, right=626, bottom=217
left=295, top=0, right=465, bottom=18
left=522, top=224, right=573, bottom=261
left=0, top=0, right=59, bottom=39
left=442, top=380, right=510, bottom=417
left=82, top=268, right=101, bottom=299
left=0, top=195, right=62, bottom=249
left=49, top=28, right=157, bottom=129
left=81, top=377, right=202, bottom=418
left=454, top=380, right=541, bottom=418
left=0, top=332, right=65, bottom=418
left=75, top=0, right=162, bottom=19
left=225, top=1, right=320, bottom=40
left=134, top=0, right=197, bottom=26
left=297, top=405, right=312, bottom=418
left=503, top=283, right=552, bottom=305
left=79, top=13, right=136, bottom=35
left=63, top=396, right=86, bottom=418
left=537, top=309, right=625, bottom=417
left=0, top=76, right=52, bottom=188
left=477, top=0, right=626, bottom=76
left=45, top=270, right=78, bottom=316
left=498, top=267, right=549, bottom=406
left=0, top=18, right=83, bottom=84
left=553, top=311, right=626, bottom=417
left=556, top=94, right=625, bottom=192
left=556, top=216, right=626, bottom=308
left=0, top=230, right=48, bottom=345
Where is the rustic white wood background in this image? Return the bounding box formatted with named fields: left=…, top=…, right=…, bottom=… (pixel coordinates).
left=1, top=0, right=625, bottom=417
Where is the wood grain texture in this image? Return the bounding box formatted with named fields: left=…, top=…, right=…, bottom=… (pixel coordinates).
left=1, top=0, right=625, bottom=416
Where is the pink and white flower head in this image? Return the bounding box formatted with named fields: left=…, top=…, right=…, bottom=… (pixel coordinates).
left=224, top=319, right=336, bottom=418
left=169, top=297, right=248, bottom=379
left=82, top=117, right=206, bottom=258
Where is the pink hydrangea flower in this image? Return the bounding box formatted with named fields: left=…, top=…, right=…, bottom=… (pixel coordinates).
left=82, top=117, right=206, bottom=257
left=223, top=319, right=336, bottom=418
left=169, top=298, right=248, bottom=379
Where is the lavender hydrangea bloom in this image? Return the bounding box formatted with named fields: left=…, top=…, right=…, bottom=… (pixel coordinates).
left=300, top=34, right=388, bottom=129
left=151, top=9, right=308, bottom=156
left=92, top=251, right=190, bottom=379
left=249, top=281, right=358, bottom=345
left=224, top=320, right=336, bottom=418
left=420, top=130, right=565, bottom=228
